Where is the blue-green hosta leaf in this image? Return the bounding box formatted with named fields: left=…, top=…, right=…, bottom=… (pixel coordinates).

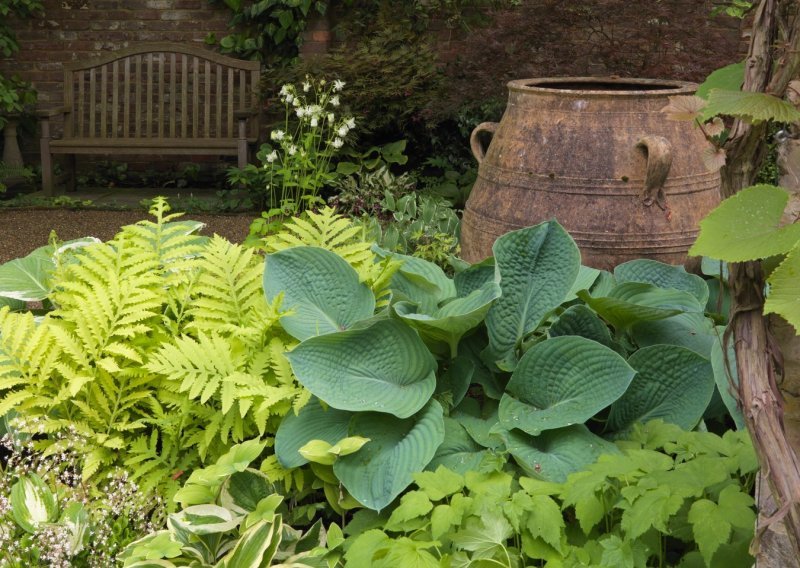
left=500, top=336, right=636, bottom=435
left=564, top=265, right=602, bottom=302
left=10, top=474, right=59, bottom=533
left=0, top=244, right=55, bottom=301
left=632, top=310, right=716, bottom=357
left=704, top=89, right=800, bottom=123
left=548, top=304, right=618, bottom=351
left=394, top=282, right=501, bottom=357
left=503, top=425, right=619, bottom=483
left=696, top=62, right=744, bottom=99
left=373, top=246, right=456, bottom=312
left=274, top=398, right=353, bottom=468
left=711, top=333, right=745, bottom=430
left=607, top=345, right=715, bottom=434
left=765, top=245, right=800, bottom=332
left=690, top=185, right=800, bottom=262
left=287, top=319, right=437, bottom=418
left=486, top=222, right=581, bottom=370
left=454, top=257, right=496, bottom=298
left=334, top=400, right=445, bottom=511
left=452, top=397, right=503, bottom=450
left=435, top=356, right=474, bottom=409
left=263, top=246, right=375, bottom=341
left=578, top=282, right=697, bottom=331
left=458, top=332, right=505, bottom=399
left=614, top=259, right=709, bottom=306
left=426, top=417, right=488, bottom=475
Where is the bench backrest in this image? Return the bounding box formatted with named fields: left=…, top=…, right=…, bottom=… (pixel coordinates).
left=61, top=42, right=260, bottom=141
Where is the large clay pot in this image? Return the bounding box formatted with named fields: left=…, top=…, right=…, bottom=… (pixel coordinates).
left=461, top=77, right=721, bottom=269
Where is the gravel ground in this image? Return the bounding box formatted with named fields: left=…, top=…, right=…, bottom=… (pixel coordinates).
left=0, top=208, right=256, bottom=264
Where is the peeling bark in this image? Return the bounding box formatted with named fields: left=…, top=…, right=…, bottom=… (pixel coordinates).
left=720, top=0, right=800, bottom=554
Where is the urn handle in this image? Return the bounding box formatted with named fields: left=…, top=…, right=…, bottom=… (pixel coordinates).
left=635, top=135, right=673, bottom=209
left=470, top=122, right=499, bottom=165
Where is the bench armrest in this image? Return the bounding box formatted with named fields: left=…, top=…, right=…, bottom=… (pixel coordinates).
left=233, top=109, right=259, bottom=120
left=36, top=106, right=71, bottom=118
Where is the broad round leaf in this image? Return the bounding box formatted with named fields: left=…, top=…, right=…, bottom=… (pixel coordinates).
left=503, top=425, right=620, bottom=483
left=607, top=345, right=715, bottom=433
left=373, top=246, right=456, bottom=312
left=275, top=398, right=353, bottom=468
left=394, top=282, right=501, bottom=357
left=427, top=417, right=488, bottom=475
left=220, top=469, right=276, bottom=515
left=287, top=319, right=437, bottom=418
left=0, top=245, right=55, bottom=301
left=334, top=400, right=445, bottom=511
left=564, top=265, right=602, bottom=302
left=435, top=356, right=474, bottom=408
left=578, top=282, right=698, bottom=331
left=614, top=259, right=709, bottom=306
left=696, top=62, right=744, bottom=99
left=500, top=336, right=636, bottom=435
left=690, top=185, right=800, bottom=262
left=549, top=304, right=618, bottom=351
left=454, top=257, right=496, bottom=298
left=486, top=221, right=581, bottom=370
left=263, top=246, right=375, bottom=341
left=710, top=334, right=745, bottom=430
left=632, top=312, right=716, bottom=357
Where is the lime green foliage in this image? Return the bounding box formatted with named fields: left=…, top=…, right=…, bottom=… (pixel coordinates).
left=337, top=421, right=757, bottom=568
left=269, top=221, right=739, bottom=512
left=120, top=442, right=329, bottom=567
left=691, top=184, right=800, bottom=331
left=0, top=197, right=305, bottom=498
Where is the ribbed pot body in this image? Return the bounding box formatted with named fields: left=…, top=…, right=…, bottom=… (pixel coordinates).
left=461, top=77, right=721, bottom=269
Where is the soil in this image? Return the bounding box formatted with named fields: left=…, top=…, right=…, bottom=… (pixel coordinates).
left=0, top=208, right=256, bottom=264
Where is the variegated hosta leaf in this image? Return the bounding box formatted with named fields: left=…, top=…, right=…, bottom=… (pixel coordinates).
left=10, top=473, right=59, bottom=533
left=690, top=184, right=800, bottom=262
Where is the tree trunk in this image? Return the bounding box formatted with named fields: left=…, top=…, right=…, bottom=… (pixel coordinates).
left=720, top=0, right=800, bottom=554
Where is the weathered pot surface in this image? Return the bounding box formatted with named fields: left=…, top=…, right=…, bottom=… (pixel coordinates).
left=461, top=77, right=721, bottom=269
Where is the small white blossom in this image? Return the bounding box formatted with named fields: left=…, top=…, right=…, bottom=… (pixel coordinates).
left=303, top=81, right=311, bottom=92
left=279, top=85, right=290, bottom=96
left=330, top=95, right=340, bottom=107
left=310, top=117, right=319, bottom=127
left=266, top=150, right=278, bottom=163
left=271, top=130, right=285, bottom=141
left=288, top=145, right=298, bottom=156
left=345, top=117, right=356, bottom=129
left=296, top=107, right=306, bottom=118
left=337, top=124, right=349, bottom=137
left=284, top=93, right=294, bottom=104
left=327, top=112, right=335, bottom=122
left=293, top=97, right=301, bottom=107
left=333, top=79, right=345, bottom=92
left=332, top=137, right=344, bottom=148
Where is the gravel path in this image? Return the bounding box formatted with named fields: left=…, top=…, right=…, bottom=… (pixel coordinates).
left=0, top=208, right=256, bottom=264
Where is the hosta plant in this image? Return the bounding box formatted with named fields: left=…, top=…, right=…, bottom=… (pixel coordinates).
left=268, top=216, right=741, bottom=512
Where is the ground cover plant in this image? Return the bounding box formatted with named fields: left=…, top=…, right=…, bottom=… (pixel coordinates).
left=0, top=202, right=753, bottom=565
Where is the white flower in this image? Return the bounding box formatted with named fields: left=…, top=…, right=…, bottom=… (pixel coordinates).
left=333, top=79, right=345, bottom=92
left=303, top=81, right=311, bottom=92
left=266, top=150, right=278, bottom=163
left=284, top=93, right=294, bottom=104
left=337, top=124, right=349, bottom=137
left=288, top=145, right=298, bottom=156
left=345, top=117, right=356, bottom=129
left=279, top=85, right=290, bottom=96
left=332, top=137, right=344, bottom=148
left=296, top=107, right=306, bottom=118
left=310, top=117, right=319, bottom=127
left=327, top=112, right=335, bottom=122
left=330, top=95, right=340, bottom=107
left=270, top=130, right=285, bottom=141
left=293, top=96, right=301, bottom=107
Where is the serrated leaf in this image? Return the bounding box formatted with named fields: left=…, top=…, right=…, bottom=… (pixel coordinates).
left=702, top=146, right=727, bottom=172
left=690, top=185, right=800, bottom=261
left=620, top=484, right=684, bottom=540
left=608, top=345, right=714, bottom=434
left=287, top=318, right=437, bottom=419
left=263, top=246, right=375, bottom=341
left=274, top=398, right=352, bottom=468
left=688, top=485, right=755, bottom=565
left=384, top=491, right=433, bottom=531
left=696, top=62, right=744, bottom=99
left=765, top=244, right=800, bottom=331
left=334, top=400, right=445, bottom=511
left=486, top=221, right=581, bottom=370
left=414, top=466, right=465, bottom=501
left=500, top=336, right=635, bottom=435
left=704, top=89, right=800, bottom=123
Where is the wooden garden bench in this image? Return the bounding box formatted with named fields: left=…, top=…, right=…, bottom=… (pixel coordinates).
left=38, top=42, right=261, bottom=195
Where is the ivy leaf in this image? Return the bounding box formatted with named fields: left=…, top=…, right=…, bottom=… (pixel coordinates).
left=764, top=244, right=800, bottom=332
left=688, top=485, right=755, bottom=564
left=703, top=89, right=800, bottom=123
left=690, top=185, right=800, bottom=261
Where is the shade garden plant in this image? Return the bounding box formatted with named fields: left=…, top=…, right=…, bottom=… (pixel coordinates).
left=0, top=201, right=753, bottom=566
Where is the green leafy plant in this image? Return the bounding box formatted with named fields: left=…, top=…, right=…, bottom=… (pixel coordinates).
left=228, top=76, right=355, bottom=212
left=335, top=420, right=758, bottom=567
left=0, top=0, right=41, bottom=128
left=266, top=218, right=740, bottom=513
left=120, top=441, right=330, bottom=567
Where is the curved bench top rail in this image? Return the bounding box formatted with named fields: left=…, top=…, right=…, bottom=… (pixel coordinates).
left=62, top=42, right=261, bottom=72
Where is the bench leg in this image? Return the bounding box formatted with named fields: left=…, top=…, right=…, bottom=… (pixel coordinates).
left=66, top=155, right=76, bottom=193
left=237, top=119, right=248, bottom=169
left=40, top=141, right=55, bottom=197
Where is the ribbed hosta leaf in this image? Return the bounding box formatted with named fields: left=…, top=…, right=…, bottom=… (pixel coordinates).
left=454, top=257, right=496, bottom=298
left=690, top=185, right=800, bottom=262
left=274, top=398, right=353, bottom=468
left=632, top=311, right=716, bottom=357
left=607, top=345, right=715, bottom=434
left=427, top=417, right=488, bottom=474
left=578, top=282, right=697, bottom=331
left=614, top=259, right=709, bottom=306
left=287, top=319, right=437, bottom=418
left=503, top=425, right=619, bottom=483
left=765, top=244, right=800, bottom=332
left=0, top=245, right=54, bottom=301
left=334, top=400, right=445, bottom=511
left=263, top=246, right=375, bottom=341
left=499, top=336, right=635, bottom=435
left=565, top=265, right=601, bottom=302
left=711, top=333, right=744, bottom=430
left=704, top=89, right=800, bottom=123
left=373, top=247, right=456, bottom=313
left=548, top=304, right=617, bottom=350
left=486, top=222, right=581, bottom=370
left=394, top=282, right=501, bottom=357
